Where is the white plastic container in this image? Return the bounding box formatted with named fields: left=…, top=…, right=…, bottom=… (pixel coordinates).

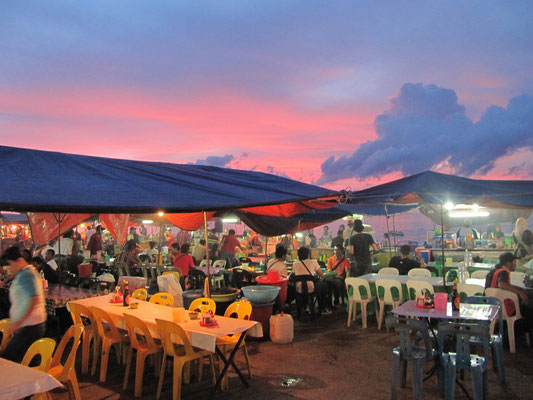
left=270, top=312, right=294, bottom=344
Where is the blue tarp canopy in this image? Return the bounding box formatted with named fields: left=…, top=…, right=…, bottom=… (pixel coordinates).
left=348, top=171, right=533, bottom=208
left=0, top=212, right=28, bottom=223
left=0, top=146, right=339, bottom=213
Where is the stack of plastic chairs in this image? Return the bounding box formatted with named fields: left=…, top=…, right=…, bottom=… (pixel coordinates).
left=386, top=315, right=436, bottom=400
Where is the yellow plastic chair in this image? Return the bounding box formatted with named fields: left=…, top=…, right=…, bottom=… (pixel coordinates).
left=458, top=283, right=484, bottom=298
left=485, top=288, right=531, bottom=353
left=375, top=278, right=403, bottom=331
left=149, top=292, right=175, bottom=307
left=378, top=267, right=399, bottom=275
left=48, top=324, right=84, bottom=400
left=131, top=288, right=148, bottom=301
left=22, top=338, right=57, bottom=372
left=155, top=319, right=216, bottom=400
left=471, top=270, right=489, bottom=279
left=123, top=314, right=163, bottom=397
left=406, top=280, right=434, bottom=300
left=163, top=270, right=181, bottom=281
left=345, top=277, right=377, bottom=329
left=216, top=301, right=253, bottom=390
left=0, top=318, right=13, bottom=352
left=69, top=302, right=98, bottom=375
left=407, top=268, right=431, bottom=277
left=90, top=306, right=130, bottom=382
left=189, top=298, right=216, bottom=314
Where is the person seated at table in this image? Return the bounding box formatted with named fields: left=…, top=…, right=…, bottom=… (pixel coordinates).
left=144, top=241, right=159, bottom=262
left=485, top=252, right=533, bottom=329
left=192, top=239, right=207, bottom=264
left=173, top=243, right=195, bottom=277
left=31, top=256, right=59, bottom=284
left=388, top=245, right=426, bottom=275
left=0, top=246, right=46, bottom=362
left=290, top=246, right=330, bottom=314
left=167, top=243, right=180, bottom=265
left=115, top=239, right=142, bottom=273
left=326, top=244, right=351, bottom=306
left=266, top=245, right=288, bottom=276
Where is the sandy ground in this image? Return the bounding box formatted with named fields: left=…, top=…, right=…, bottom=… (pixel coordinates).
left=51, top=306, right=533, bottom=400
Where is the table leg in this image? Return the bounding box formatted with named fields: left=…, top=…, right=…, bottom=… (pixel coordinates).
left=209, top=333, right=249, bottom=399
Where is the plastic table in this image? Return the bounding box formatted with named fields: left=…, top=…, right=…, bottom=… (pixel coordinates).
left=0, top=357, right=62, bottom=399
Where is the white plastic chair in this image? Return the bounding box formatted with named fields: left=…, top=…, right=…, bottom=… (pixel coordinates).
left=375, top=279, right=403, bottom=330
left=510, top=271, right=526, bottom=281
left=406, top=280, right=434, bottom=300
left=471, top=270, right=489, bottom=279
left=213, top=259, right=227, bottom=269
left=199, top=260, right=211, bottom=268
left=345, top=278, right=377, bottom=329
left=458, top=283, right=484, bottom=298
left=445, top=270, right=469, bottom=283
left=407, top=268, right=431, bottom=277
left=485, top=288, right=531, bottom=353
left=378, top=267, right=399, bottom=275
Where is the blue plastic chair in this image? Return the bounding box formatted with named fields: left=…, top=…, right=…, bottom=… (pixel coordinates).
left=463, top=296, right=505, bottom=385
left=386, top=315, right=436, bottom=400
left=438, top=322, right=489, bottom=400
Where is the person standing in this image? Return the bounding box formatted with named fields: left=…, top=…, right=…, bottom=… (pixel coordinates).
left=0, top=246, right=46, bottom=362
left=350, top=219, right=379, bottom=276
left=320, top=226, right=332, bottom=246
left=87, top=225, right=104, bottom=256
left=218, top=229, right=245, bottom=268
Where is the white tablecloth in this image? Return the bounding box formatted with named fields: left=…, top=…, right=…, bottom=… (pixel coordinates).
left=68, top=295, right=262, bottom=353
left=0, top=357, right=62, bottom=399
left=360, top=273, right=447, bottom=287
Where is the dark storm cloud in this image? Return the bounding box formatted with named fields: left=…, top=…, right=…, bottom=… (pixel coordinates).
left=318, top=83, right=533, bottom=183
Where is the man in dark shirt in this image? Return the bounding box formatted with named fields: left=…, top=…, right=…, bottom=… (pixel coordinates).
left=350, top=220, right=378, bottom=276
left=388, top=245, right=424, bottom=275
left=331, top=230, right=344, bottom=248
left=31, top=256, right=59, bottom=284
left=485, top=252, right=531, bottom=328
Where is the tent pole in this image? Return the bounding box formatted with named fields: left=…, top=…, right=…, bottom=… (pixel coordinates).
left=440, top=204, right=446, bottom=291
left=392, top=214, right=397, bottom=255
left=265, top=237, right=268, bottom=265
left=157, top=223, right=163, bottom=264
left=203, top=212, right=211, bottom=297
left=384, top=205, right=392, bottom=258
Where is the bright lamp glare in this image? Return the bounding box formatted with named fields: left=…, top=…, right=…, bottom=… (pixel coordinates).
left=142, top=220, right=153, bottom=224
left=444, top=202, right=454, bottom=210
left=448, top=211, right=490, bottom=218
left=222, top=218, right=239, bottom=223
left=295, top=233, right=303, bottom=238
left=157, top=212, right=164, bottom=216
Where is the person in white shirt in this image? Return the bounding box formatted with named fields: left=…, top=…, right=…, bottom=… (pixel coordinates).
left=266, top=245, right=288, bottom=276
left=53, top=230, right=74, bottom=256
left=85, top=225, right=96, bottom=246
left=192, top=239, right=207, bottom=264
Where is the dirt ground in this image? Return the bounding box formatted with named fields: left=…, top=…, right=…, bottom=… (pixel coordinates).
left=51, top=307, right=533, bottom=400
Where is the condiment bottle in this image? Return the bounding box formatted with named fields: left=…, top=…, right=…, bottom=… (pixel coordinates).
left=451, top=279, right=460, bottom=312
left=123, top=280, right=130, bottom=307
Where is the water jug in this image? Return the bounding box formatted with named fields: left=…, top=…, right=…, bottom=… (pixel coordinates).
left=270, top=312, right=294, bottom=344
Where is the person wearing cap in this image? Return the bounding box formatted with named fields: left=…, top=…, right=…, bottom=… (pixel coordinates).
left=485, top=252, right=531, bottom=324
left=0, top=246, right=46, bottom=362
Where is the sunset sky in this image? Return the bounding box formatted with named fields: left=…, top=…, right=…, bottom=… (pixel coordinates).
left=1, top=1, right=533, bottom=241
